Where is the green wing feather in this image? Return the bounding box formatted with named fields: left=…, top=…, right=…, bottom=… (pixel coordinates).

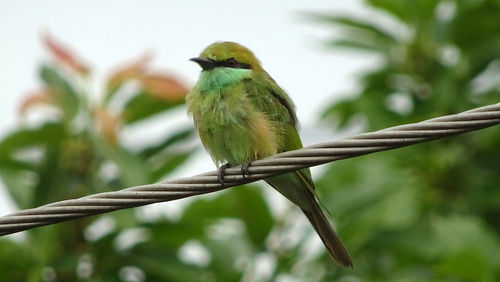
left=244, top=74, right=353, bottom=266
left=244, top=72, right=314, bottom=184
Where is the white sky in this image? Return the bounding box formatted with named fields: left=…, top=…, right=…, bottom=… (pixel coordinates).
left=0, top=1, right=380, bottom=216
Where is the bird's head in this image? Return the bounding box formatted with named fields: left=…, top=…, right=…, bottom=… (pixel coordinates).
left=190, top=41, right=262, bottom=72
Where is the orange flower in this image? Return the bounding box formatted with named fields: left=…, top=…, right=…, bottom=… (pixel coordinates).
left=93, top=107, right=120, bottom=145
left=106, top=52, right=190, bottom=101
left=18, top=89, right=53, bottom=116
left=42, top=32, right=90, bottom=76
left=106, top=52, right=152, bottom=92
left=139, top=73, right=189, bottom=101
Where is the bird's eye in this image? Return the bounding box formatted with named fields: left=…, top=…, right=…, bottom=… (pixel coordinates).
left=225, top=58, right=238, bottom=68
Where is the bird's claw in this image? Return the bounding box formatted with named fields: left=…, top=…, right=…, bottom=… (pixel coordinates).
left=218, top=162, right=252, bottom=186
left=218, top=163, right=231, bottom=187
left=241, top=162, right=251, bottom=181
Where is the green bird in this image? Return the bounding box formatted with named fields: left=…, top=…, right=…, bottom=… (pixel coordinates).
left=186, top=41, right=353, bottom=267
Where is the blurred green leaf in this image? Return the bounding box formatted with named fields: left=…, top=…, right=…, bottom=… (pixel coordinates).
left=140, top=127, right=194, bottom=159
left=0, top=158, right=35, bottom=171
left=0, top=239, right=30, bottom=281
left=365, top=0, right=410, bottom=22
left=95, top=140, right=150, bottom=186
left=0, top=123, right=65, bottom=155
left=0, top=169, right=33, bottom=209
left=327, top=38, right=393, bottom=54
left=310, top=15, right=398, bottom=42
left=151, top=151, right=192, bottom=181
left=40, top=65, right=80, bottom=120
left=122, top=91, right=184, bottom=124
left=432, top=215, right=499, bottom=281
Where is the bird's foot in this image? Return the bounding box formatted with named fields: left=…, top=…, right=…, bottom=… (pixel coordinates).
left=218, top=163, right=231, bottom=187
left=241, top=162, right=251, bottom=181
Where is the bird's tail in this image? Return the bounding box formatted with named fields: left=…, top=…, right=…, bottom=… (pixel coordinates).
left=266, top=172, right=353, bottom=267
left=301, top=190, right=353, bottom=267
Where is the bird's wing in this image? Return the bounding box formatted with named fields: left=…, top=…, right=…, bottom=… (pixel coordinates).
left=244, top=72, right=297, bottom=127
left=245, top=74, right=353, bottom=266
left=243, top=74, right=313, bottom=185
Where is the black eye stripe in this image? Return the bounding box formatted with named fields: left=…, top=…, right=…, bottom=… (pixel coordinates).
left=213, top=58, right=251, bottom=69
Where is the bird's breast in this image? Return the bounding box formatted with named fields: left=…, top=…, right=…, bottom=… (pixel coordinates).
left=187, top=86, right=279, bottom=165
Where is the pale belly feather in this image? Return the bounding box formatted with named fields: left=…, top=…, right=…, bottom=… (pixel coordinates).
left=194, top=90, right=278, bottom=166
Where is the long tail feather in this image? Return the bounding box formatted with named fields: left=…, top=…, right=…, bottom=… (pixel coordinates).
left=266, top=172, right=353, bottom=267
left=301, top=191, right=353, bottom=267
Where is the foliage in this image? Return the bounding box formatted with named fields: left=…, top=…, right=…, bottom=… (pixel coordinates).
left=0, top=34, right=207, bottom=281
left=305, top=0, right=500, bottom=281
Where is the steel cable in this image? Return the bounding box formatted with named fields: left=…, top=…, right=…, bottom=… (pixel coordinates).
left=1, top=102, right=499, bottom=236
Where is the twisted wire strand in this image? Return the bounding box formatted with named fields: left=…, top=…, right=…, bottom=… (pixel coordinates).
left=1, top=102, right=499, bottom=236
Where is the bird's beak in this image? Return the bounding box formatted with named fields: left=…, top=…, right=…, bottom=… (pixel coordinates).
left=190, top=57, right=217, bottom=71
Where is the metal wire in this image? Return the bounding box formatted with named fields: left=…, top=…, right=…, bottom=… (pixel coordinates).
left=1, top=102, right=499, bottom=236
